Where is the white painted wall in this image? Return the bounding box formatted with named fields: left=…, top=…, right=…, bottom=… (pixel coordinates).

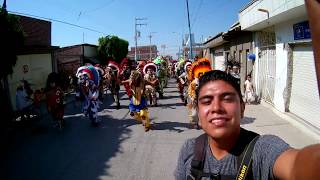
left=240, top=0, right=305, bottom=30
left=273, top=43, right=288, bottom=112
left=252, top=32, right=260, bottom=99
left=273, top=16, right=310, bottom=112
left=275, top=16, right=309, bottom=43
left=8, top=54, right=53, bottom=110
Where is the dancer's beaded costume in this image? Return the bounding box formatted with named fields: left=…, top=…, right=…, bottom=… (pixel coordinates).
left=143, top=62, right=159, bottom=106
left=127, top=61, right=151, bottom=132
left=76, top=65, right=101, bottom=126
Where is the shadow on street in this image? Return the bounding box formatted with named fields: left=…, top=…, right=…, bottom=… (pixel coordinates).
left=241, top=116, right=256, bottom=125
left=1, top=91, right=138, bottom=180
left=156, top=102, right=185, bottom=109
left=152, top=121, right=193, bottom=133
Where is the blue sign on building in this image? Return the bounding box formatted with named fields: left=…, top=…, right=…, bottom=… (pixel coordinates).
left=293, top=21, right=311, bottom=40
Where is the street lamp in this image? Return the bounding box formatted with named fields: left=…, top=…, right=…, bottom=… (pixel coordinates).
left=258, top=8, right=270, bottom=19
left=185, top=0, right=193, bottom=61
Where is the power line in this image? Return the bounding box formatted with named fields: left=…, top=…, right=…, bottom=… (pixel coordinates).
left=84, top=0, right=116, bottom=14
left=192, top=0, right=234, bottom=33
left=191, top=0, right=203, bottom=29
left=8, top=11, right=107, bottom=35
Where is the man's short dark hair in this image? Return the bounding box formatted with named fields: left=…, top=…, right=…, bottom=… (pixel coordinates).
left=195, top=70, right=243, bottom=105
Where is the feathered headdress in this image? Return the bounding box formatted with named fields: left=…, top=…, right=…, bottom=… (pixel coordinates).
left=188, top=58, right=212, bottom=81
left=137, top=60, right=146, bottom=72
left=107, top=61, right=120, bottom=76
left=184, top=61, right=192, bottom=72
left=120, top=58, right=131, bottom=71
left=76, top=65, right=100, bottom=86
left=143, top=62, right=157, bottom=74
left=94, top=64, right=104, bottom=76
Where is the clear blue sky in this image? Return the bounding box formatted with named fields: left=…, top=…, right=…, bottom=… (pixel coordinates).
left=7, top=0, right=250, bottom=58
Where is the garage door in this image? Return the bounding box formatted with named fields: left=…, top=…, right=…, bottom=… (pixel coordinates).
left=257, top=46, right=276, bottom=105
left=214, top=53, right=225, bottom=71
left=290, top=44, right=320, bottom=130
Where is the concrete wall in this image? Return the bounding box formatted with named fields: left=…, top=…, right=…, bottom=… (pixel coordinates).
left=211, top=45, right=225, bottom=71
left=273, top=16, right=310, bottom=112
left=240, top=0, right=305, bottom=30
left=227, top=33, right=253, bottom=93
left=19, top=15, right=51, bottom=46
left=8, top=54, right=53, bottom=110
left=203, top=48, right=211, bottom=64
left=84, top=46, right=98, bottom=57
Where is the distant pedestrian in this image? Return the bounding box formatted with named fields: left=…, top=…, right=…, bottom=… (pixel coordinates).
left=15, top=84, right=32, bottom=121
left=230, top=65, right=240, bottom=79
left=244, top=75, right=255, bottom=104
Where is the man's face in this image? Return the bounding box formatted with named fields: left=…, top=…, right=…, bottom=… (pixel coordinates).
left=233, top=67, right=239, bottom=74
left=227, top=66, right=232, bottom=73
left=197, top=80, right=244, bottom=139
left=147, top=68, right=153, bottom=75
left=186, top=65, right=191, bottom=72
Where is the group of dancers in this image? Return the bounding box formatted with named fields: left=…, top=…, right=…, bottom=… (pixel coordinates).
left=45, top=55, right=215, bottom=132
left=73, top=56, right=169, bottom=131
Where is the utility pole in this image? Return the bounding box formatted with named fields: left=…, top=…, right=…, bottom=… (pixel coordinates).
left=173, top=32, right=183, bottom=59
left=148, top=32, right=156, bottom=61
left=161, top=45, right=166, bottom=56
left=135, top=17, right=147, bottom=62
left=185, top=0, right=193, bottom=61
left=2, top=0, right=6, bottom=10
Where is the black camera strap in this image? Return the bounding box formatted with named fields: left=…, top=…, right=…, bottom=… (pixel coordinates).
left=188, top=128, right=259, bottom=180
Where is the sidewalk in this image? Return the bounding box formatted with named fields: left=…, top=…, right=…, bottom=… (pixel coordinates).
left=243, top=102, right=320, bottom=149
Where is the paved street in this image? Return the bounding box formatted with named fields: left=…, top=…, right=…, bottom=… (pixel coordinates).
left=2, top=79, right=319, bottom=180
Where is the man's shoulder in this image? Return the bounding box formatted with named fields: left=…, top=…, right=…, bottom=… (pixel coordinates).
left=179, top=138, right=197, bottom=160
left=253, top=134, right=290, bottom=161
left=181, top=138, right=197, bottom=150
left=256, top=134, right=289, bottom=148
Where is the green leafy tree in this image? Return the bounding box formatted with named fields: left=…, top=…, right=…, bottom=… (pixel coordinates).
left=0, top=6, right=25, bottom=127
left=0, top=8, right=25, bottom=79
left=98, top=35, right=129, bottom=64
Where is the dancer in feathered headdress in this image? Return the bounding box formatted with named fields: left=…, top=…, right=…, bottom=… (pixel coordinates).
left=177, top=60, right=192, bottom=103
left=143, top=62, right=159, bottom=106
left=104, top=61, right=121, bottom=109
left=94, top=64, right=105, bottom=101
left=119, top=58, right=133, bottom=98
left=187, top=58, right=212, bottom=129
left=121, top=65, right=151, bottom=132
left=153, top=56, right=167, bottom=98
left=76, top=65, right=101, bottom=126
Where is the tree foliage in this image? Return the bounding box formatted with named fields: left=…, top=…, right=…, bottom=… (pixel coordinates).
left=98, top=35, right=129, bottom=64
left=0, top=8, right=25, bottom=79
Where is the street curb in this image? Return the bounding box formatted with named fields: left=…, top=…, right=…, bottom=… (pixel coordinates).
left=260, top=101, right=320, bottom=141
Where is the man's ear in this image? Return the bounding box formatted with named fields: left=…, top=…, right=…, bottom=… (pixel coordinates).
left=241, top=102, right=245, bottom=118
